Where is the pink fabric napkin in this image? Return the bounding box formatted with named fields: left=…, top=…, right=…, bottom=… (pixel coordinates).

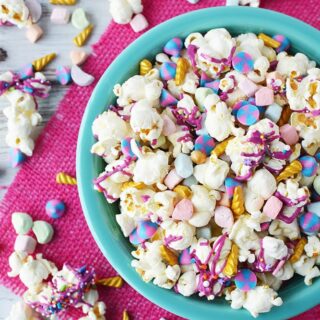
left=0, top=0, right=319, bottom=319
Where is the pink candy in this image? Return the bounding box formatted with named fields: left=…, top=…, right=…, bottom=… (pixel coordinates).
left=130, top=14, right=149, bottom=33
left=217, top=192, right=230, bottom=207
left=14, top=235, right=37, bottom=254
left=164, top=169, right=183, bottom=190
left=26, top=24, right=43, bottom=43
left=280, top=124, right=299, bottom=145
left=255, top=87, right=274, bottom=106
left=161, top=114, right=177, bottom=136
left=214, top=206, right=234, bottom=228
left=263, top=196, right=283, bottom=219
left=51, top=7, right=70, bottom=24
left=238, top=78, right=259, bottom=97
left=172, top=199, right=193, bottom=220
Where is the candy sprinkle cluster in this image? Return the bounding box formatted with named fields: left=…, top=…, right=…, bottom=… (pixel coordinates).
left=91, top=29, right=320, bottom=318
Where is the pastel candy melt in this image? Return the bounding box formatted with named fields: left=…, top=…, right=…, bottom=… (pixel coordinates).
left=26, top=24, right=43, bottom=43
left=45, top=199, right=66, bottom=219
left=17, top=64, right=34, bottom=80
left=314, top=176, right=320, bottom=195
left=160, top=89, right=178, bottom=107
left=307, top=202, right=320, bottom=216
left=204, top=79, right=220, bottom=94
left=214, top=206, right=234, bottom=228
left=299, top=212, right=320, bottom=235
left=71, top=8, right=89, bottom=30
left=263, top=196, right=283, bottom=219
left=232, top=52, right=254, bottom=74
left=235, top=269, right=257, bottom=292
left=280, top=124, right=299, bottom=145
left=121, top=138, right=139, bottom=158
left=71, top=65, right=94, bottom=86
left=236, top=104, right=260, bottom=126
left=130, top=14, right=149, bottom=33
left=172, top=199, right=193, bottom=220
left=255, top=87, right=274, bottom=106
left=194, top=134, right=215, bottom=156
left=32, top=221, right=54, bottom=244
left=70, top=50, right=88, bottom=66
left=160, top=62, right=177, bottom=81
left=8, top=148, right=25, bottom=168
left=12, top=212, right=33, bottom=235
left=161, top=115, right=177, bottom=136
left=163, top=38, right=183, bottom=57
left=14, top=235, right=37, bottom=254
left=273, top=34, right=290, bottom=53
left=225, top=177, right=241, bottom=198
left=179, top=248, right=194, bottom=265
left=299, top=156, right=318, bottom=177
left=264, top=103, right=282, bottom=123
left=238, top=78, right=258, bottom=97
left=129, top=221, right=158, bottom=244
left=51, top=7, right=70, bottom=24
left=25, top=0, right=42, bottom=23
left=56, top=66, right=71, bottom=85
left=174, top=153, right=193, bottom=178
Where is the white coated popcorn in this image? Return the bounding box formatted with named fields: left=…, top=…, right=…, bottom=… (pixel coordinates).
left=276, top=179, right=309, bottom=207
left=108, top=0, right=143, bottom=24
left=304, top=236, right=320, bottom=258
left=262, top=236, right=288, bottom=265
left=194, top=155, right=229, bottom=190
left=176, top=271, right=197, bottom=296
left=168, top=128, right=194, bottom=157
left=150, top=191, right=177, bottom=222
left=5, top=300, right=40, bottom=320
left=273, top=262, right=294, bottom=281
left=0, top=0, right=29, bottom=27
left=292, top=255, right=320, bottom=285
left=247, top=169, right=277, bottom=200
left=130, top=100, right=163, bottom=142
left=244, top=187, right=264, bottom=215
left=133, top=149, right=169, bottom=185
left=269, top=218, right=300, bottom=240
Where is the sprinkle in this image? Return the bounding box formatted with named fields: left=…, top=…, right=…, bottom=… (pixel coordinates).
left=56, top=172, right=77, bottom=185
left=32, top=53, right=57, bottom=72
left=73, top=24, right=94, bottom=47
left=96, top=276, right=123, bottom=288
left=258, top=33, right=281, bottom=49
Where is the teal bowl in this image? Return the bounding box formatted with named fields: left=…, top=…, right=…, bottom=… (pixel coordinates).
left=77, top=7, right=320, bottom=320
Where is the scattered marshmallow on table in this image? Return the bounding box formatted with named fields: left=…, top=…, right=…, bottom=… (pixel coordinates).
left=130, top=13, right=148, bottom=33
left=50, top=7, right=70, bottom=24
left=90, top=26, right=320, bottom=317
left=25, top=23, right=43, bottom=43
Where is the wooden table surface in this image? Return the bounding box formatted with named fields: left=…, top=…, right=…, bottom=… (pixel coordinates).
left=0, top=0, right=111, bottom=316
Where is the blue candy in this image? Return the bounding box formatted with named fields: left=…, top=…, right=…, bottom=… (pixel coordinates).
left=160, top=62, right=177, bottom=80
left=8, top=148, right=25, bottom=168
left=174, top=153, right=193, bottom=179
left=299, top=156, right=318, bottom=177
left=299, top=211, right=320, bottom=235
left=163, top=38, right=183, bottom=57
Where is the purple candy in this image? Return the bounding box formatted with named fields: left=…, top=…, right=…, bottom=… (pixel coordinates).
left=179, top=248, right=194, bottom=265
left=129, top=220, right=158, bottom=245
left=273, top=34, right=290, bottom=53
left=299, top=156, right=318, bottom=177
left=299, top=212, right=320, bottom=235
left=225, top=177, right=241, bottom=198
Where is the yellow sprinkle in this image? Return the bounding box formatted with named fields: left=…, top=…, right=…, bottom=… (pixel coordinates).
left=276, top=160, right=302, bottom=183
left=73, top=24, right=94, bottom=47
left=231, top=186, right=245, bottom=219
left=56, top=172, right=77, bottom=185
left=32, top=53, right=56, bottom=72
left=121, top=181, right=146, bottom=191
left=175, top=57, right=189, bottom=86
left=290, top=238, right=307, bottom=263
left=223, top=243, right=239, bottom=277
left=173, top=185, right=192, bottom=199
left=50, top=0, right=77, bottom=5
left=96, top=276, right=123, bottom=288
left=211, top=137, right=233, bottom=157
left=159, top=245, right=178, bottom=266
left=139, top=59, right=153, bottom=76
left=123, top=310, right=130, bottom=320
left=258, top=33, right=281, bottom=49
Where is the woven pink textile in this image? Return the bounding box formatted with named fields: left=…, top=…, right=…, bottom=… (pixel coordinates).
left=0, top=0, right=319, bottom=319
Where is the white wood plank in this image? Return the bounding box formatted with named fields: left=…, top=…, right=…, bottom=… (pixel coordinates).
left=0, top=1, right=112, bottom=317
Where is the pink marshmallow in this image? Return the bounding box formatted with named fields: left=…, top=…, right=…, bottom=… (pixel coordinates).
left=50, top=7, right=70, bottom=24
left=162, top=114, right=177, bottom=136
left=280, top=124, right=299, bottom=145
left=217, top=192, right=230, bottom=208
left=130, top=14, right=149, bottom=33
left=172, top=199, right=193, bottom=220
left=26, top=24, right=43, bottom=43
left=14, top=235, right=37, bottom=254
left=164, top=169, right=183, bottom=190
left=263, top=196, right=283, bottom=219
left=255, top=87, right=274, bottom=106
left=214, top=206, right=234, bottom=228
left=238, top=78, right=259, bottom=97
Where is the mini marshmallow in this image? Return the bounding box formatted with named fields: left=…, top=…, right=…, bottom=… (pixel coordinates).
left=214, top=205, right=234, bottom=228
left=70, top=50, right=88, bottom=66
left=12, top=212, right=33, bottom=235
left=263, top=196, right=283, bottom=219
left=14, top=235, right=37, bottom=254
left=50, top=7, right=70, bottom=24
left=172, top=199, right=194, bottom=221
left=32, top=221, right=54, bottom=244
left=25, top=24, right=43, bottom=43
left=255, top=87, right=274, bottom=106
left=164, top=169, right=183, bottom=190
left=264, top=103, right=282, bottom=123
left=238, top=77, right=258, bottom=97
left=130, top=13, right=148, bottom=33
left=280, top=124, right=299, bottom=145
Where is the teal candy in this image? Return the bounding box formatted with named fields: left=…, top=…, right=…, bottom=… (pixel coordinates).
left=174, top=153, right=193, bottom=178
left=264, top=103, right=282, bottom=123
left=308, top=202, right=320, bottom=217
left=77, top=7, right=320, bottom=320
left=182, top=175, right=198, bottom=187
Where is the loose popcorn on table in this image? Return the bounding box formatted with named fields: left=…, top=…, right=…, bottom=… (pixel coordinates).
left=91, top=27, right=320, bottom=317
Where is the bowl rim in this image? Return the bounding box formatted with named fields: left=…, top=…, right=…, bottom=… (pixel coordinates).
left=77, top=6, right=320, bottom=320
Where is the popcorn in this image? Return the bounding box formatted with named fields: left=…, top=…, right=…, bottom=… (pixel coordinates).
left=304, top=236, right=320, bottom=258
left=276, top=179, right=309, bottom=207
left=176, top=271, right=197, bottom=296
left=262, top=236, right=288, bottom=265
left=269, top=218, right=300, bottom=240
left=0, top=0, right=30, bottom=27
left=247, top=169, right=277, bottom=200
left=5, top=300, right=40, bottom=320
left=292, top=255, right=320, bottom=285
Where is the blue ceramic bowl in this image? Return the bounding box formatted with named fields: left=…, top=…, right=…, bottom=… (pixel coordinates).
left=77, top=7, right=320, bottom=320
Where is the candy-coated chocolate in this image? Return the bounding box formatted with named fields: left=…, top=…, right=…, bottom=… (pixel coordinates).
left=56, top=66, right=71, bottom=85
left=45, top=199, right=66, bottom=219
left=299, top=212, right=320, bottom=235
left=232, top=52, right=254, bottom=74
left=307, top=202, right=320, bottom=216
left=234, top=269, right=257, bottom=291
left=160, top=62, right=177, bottom=81
left=17, top=64, right=34, bottom=80
left=179, top=248, right=194, bottom=265
left=224, top=177, right=241, bottom=198
left=299, top=156, right=318, bottom=177
left=194, top=134, right=215, bottom=156
left=160, top=89, right=178, bottom=107
left=8, top=148, right=25, bottom=168
left=129, top=221, right=158, bottom=244
left=163, top=38, right=183, bottom=57
left=273, top=34, right=290, bottom=53
left=236, top=104, right=260, bottom=126
left=121, top=138, right=140, bottom=158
